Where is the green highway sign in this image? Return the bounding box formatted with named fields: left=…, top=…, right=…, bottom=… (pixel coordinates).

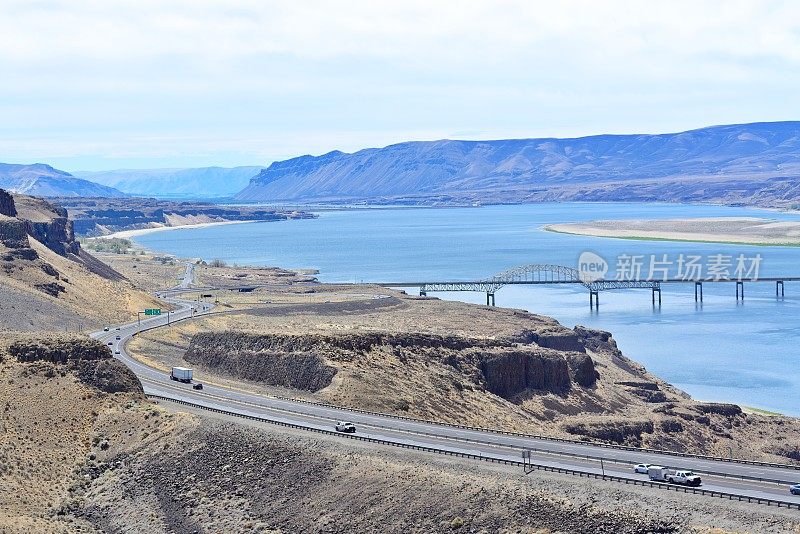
left=144, top=308, right=162, bottom=316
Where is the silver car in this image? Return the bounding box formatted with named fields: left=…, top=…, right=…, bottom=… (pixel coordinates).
left=335, top=421, right=356, bottom=433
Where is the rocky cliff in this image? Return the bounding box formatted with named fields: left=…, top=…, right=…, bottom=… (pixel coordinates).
left=0, top=189, right=16, bottom=217
left=185, top=332, right=338, bottom=392
left=0, top=190, right=151, bottom=327
left=25, top=211, right=79, bottom=256
left=0, top=190, right=123, bottom=281
left=51, top=196, right=316, bottom=236
left=185, top=330, right=598, bottom=399
left=1, top=192, right=81, bottom=256
left=8, top=336, right=142, bottom=394
left=0, top=219, right=36, bottom=258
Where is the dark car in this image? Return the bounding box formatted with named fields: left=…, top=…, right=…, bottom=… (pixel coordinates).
left=107, top=342, right=113, bottom=346
left=192, top=383, right=204, bottom=390
left=114, top=350, right=120, bottom=355
left=115, top=336, right=121, bottom=340
left=103, top=327, right=109, bottom=331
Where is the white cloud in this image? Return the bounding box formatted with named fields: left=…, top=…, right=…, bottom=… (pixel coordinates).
left=0, top=0, right=798, bottom=169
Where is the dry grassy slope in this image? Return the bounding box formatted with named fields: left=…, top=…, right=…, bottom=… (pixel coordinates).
left=0, top=237, right=163, bottom=331
left=0, top=335, right=159, bottom=533
left=86, top=252, right=186, bottom=293
left=0, top=191, right=166, bottom=331
left=193, top=262, right=317, bottom=287
left=0, top=192, right=165, bottom=332
left=130, top=288, right=800, bottom=464
left=2, top=335, right=798, bottom=533
left=11, top=194, right=70, bottom=224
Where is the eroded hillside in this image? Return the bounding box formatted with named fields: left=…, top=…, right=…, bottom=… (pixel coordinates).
left=0, top=189, right=164, bottom=330
left=129, top=283, right=800, bottom=464
left=3, top=335, right=798, bottom=533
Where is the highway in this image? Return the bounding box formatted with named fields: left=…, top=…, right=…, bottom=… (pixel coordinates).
left=91, top=268, right=800, bottom=509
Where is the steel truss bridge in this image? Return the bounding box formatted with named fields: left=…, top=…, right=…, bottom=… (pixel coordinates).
left=378, top=264, right=799, bottom=307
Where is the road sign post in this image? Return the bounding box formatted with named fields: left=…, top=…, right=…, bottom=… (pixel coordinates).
left=139, top=309, right=162, bottom=327
left=522, top=449, right=533, bottom=474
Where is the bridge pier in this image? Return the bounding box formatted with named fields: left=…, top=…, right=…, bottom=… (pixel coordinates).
left=777, top=280, right=785, bottom=298
left=694, top=282, right=703, bottom=302
left=652, top=286, right=662, bottom=306
left=736, top=281, right=744, bottom=300
left=589, top=290, right=599, bottom=309
left=486, top=292, right=495, bottom=306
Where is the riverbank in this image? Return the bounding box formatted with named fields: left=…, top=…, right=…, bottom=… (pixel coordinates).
left=110, top=254, right=800, bottom=467
left=95, top=219, right=257, bottom=240
left=128, top=203, right=800, bottom=416
left=545, top=217, right=800, bottom=246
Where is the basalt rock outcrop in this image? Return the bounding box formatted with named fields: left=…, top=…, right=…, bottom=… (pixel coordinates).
left=0, top=188, right=16, bottom=216
left=9, top=336, right=143, bottom=394
left=0, top=219, right=37, bottom=258
left=506, top=328, right=585, bottom=352
left=564, top=420, right=655, bottom=446
left=185, top=333, right=338, bottom=391
left=50, top=196, right=316, bottom=236
left=480, top=350, right=571, bottom=397
left=772, top=444, right=800, bottom=462
left=0, top=189, right=125, bottom=285
left=694, top=402, right=743, bottom=417
left=25, top=210, right=80, bottom=256
left=12, top=193, right=80, bottom=256
left=185, top=330, right=599, bottom=399
left=0, top=190, right=78, bottom=257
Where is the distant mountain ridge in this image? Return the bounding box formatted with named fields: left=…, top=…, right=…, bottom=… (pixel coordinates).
left=75, top=166, right=262, bottom=198
left=0, top=163, right=125, bottom=198
left=235, top=121, right=800, bottom=207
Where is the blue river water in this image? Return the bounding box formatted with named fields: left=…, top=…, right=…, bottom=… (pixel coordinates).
left=135, top=202, right=800, bottom=415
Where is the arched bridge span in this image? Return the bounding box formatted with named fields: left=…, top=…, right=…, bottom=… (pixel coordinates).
left=417, top=264, right=660, bottom=294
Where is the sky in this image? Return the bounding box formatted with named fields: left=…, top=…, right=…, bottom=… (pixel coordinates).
left=1, top=0, right=799, bottom=171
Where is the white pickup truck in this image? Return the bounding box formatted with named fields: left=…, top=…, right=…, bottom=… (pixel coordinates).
left=648, top=466, right=701, bottom=487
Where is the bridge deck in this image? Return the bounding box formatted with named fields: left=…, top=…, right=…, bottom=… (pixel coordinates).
left=379, top=277, right=800, bottom=287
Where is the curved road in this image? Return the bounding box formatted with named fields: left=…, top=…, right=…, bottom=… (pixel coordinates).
left=92, top=274, right=800, bottom=508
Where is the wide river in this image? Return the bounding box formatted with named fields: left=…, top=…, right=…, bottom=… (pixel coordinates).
left=136, top=202, right=800, bottom=415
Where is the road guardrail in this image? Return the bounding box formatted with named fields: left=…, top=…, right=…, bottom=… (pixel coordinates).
left=135, top=297, right=800, bottom=473
left=147, top=393, right=800, bottom=511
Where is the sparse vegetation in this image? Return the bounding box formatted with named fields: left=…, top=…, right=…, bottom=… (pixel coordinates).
left=82, top=237, right=133, bottom=254
left=209, top=258, right=227, bottom=268
left=152, top=255, right=176, bottom=265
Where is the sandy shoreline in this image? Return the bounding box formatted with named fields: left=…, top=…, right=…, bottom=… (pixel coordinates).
left=92, top=219, right=257, bottom=240
left=545, top=217, right=800, bottom=246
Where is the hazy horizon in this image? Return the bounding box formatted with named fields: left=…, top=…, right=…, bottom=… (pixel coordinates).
left=2, top=1, right=799, bottom=171
left=6, top=118, right=798, bottom=174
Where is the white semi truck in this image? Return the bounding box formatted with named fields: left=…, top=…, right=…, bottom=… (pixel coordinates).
left=170, top=367, right=193, bottom=383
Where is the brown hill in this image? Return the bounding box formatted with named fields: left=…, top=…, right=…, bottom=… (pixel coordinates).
left=2, top=335, right=796, bottom=533
left=0, top=189, right=163, bottom=331
left=129, top=282, right=800, bottom=464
